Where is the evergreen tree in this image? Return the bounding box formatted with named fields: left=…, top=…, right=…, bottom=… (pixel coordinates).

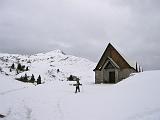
left=57, top=69, right=60, bottom=73
left=11, top=63, right=15, bottom=69
left=139, top=66, right=141, bottom=72
left=24, top=73, right=28, bottom=82
left=68, top=75, right=73, bottom=81
left=26, top=66, right=29, bottom=71
left=16, top=69, right=19, bottom=74
left=30, top=74, right=35, bottom=83
left=21, top=65, right=25, bottom=71
left=0, top=67, right=2, bottom=72
left=10, top=68, right=12, bottom=72
left=135, top=62, right=138, bottom=72
left=37, top=75, right=41, bottom=85
left=27, top=60, right=31, bottom=63
left=17, top=63, right=22, bottom=71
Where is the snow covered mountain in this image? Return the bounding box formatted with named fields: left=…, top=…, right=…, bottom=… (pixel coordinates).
left=0, top=51, right=160, bottom=120
left=0, top=50, right=96, bottom=84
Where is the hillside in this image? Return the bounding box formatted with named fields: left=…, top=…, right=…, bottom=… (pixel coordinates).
left=0, top=50, right=95, bottom=84
left=0, top=51, right=160, bottom=120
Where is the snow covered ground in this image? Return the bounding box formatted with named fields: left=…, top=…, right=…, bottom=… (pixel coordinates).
left=0, top=50, right=95, bottom=84
left=0, top=51, right=160, bottom=120
left=1, top=70, right=160, bottom=120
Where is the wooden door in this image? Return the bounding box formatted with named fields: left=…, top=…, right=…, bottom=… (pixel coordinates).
left=109, top=71, right=115, bottom=83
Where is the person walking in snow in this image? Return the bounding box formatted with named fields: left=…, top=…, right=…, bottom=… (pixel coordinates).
left=75, top=80, right=82, bottom=93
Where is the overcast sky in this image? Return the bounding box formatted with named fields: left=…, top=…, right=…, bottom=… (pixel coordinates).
left=0, top=0, right=160, bottom=70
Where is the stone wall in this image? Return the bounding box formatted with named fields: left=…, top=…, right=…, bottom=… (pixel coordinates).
left=95, top=70, right=103, bottom=84
left=118, top=68, right=136, bottom=81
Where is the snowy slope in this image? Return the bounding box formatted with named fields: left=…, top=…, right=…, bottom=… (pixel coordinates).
left=0, top=51, right=160, bottom=120
left=0, top=74, right=30, bottom=96
left=1, top=69, right=160, bottom=120
left=0, top=50, right=95, bottom=84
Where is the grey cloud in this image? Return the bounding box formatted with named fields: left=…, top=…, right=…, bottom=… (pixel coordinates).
left=0, top=0, right=160, bottom=70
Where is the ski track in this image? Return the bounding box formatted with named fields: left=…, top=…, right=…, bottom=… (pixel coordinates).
left=0, top=87, right=27, bottom=96
left=127, top=108, right=160, bottom=120
left=53, top=95, right=67, bottom=120
left=56, top=100, right=64, bottom=120
left=25, top=106, right=32, bottom=120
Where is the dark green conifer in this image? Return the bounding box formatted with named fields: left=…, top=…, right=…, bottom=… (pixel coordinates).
left=26, top=66, right=29, bottom=71
left=135, top=62, right=138, bottom=72
left=24, top=73, right=28, bottom=82
left=17, top=63, right=22, bottom=71
left=30, top=74, right=35, bottom=83
left=11, top=63, right=15, bottom=69
left=69, top=75, right=73, bottom=81
left=139, top=66, right=141, bottom=72
left=21, top=65, right=25, bottom=71
left=37, top=75, right=41, bottom=84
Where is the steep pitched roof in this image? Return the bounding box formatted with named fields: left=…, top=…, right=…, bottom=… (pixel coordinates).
left=94, top=43, right=135, bottom=71
left=105, top=57, right=120, bottom=69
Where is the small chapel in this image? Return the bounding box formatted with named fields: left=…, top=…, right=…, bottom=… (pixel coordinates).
left=94, top=43, right=137, bottom=84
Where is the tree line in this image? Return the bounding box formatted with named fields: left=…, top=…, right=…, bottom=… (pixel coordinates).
left=11, top=63, right=42, bottom=85
left=16, top=74, right=41, bottom=85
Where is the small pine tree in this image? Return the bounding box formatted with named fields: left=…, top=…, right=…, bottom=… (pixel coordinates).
left=24, top=73, right=28, bottom=81
left=26, top=66, right=29, bottom=71
left=57, top=69, right=60, bottom=73
left=16, top=69, right=19, bottom=74
left=0, top=67, right=2, bottom=72
left=27, top=60, right=31, bottom=63
left=17, top=63, right=22, bottom=71
left=10, top=68, right=12, bottom=72
left=37, top=75, right=41, bottom=85
left=30, top=74, right=35, bottom=83
left=135, top=62, right=138, bottom=72
left=142, top=68, right=143, bottom=72
left=11, top=63, right=15, bottom=69
left=68, top=75, right=73, bottom=81
left=139, top=66, right=141, bottom=72
left=21, top=65, right=25, bottom=71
